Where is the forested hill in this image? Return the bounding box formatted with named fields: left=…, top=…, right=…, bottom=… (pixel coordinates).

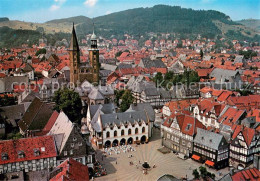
left=94, top=5, right=235, bottom=37
left=0, top=5, right=259, bottom=48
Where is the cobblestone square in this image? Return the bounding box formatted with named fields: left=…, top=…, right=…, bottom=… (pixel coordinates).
left=95, top=129, right=229, bottom=181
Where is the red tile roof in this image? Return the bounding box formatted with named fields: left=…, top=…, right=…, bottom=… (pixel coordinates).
left=49, top=158, right=89, bottom=181
left=218, top=107, right=245, bottom=126
left=227, top=95, right=260, bottom=111
left=232, top=125, right=256, bottom=147
left=0, top=135, right=57, bottom=165
left=232, top=167, right=260, bottom=181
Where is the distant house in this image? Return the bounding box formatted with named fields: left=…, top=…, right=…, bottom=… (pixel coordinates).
left=219, top=167, right=260, bottom=181
left=168, top=60, right=184, bottom=74
left=14, top=63, right=34, bottom=80
left=0, top=76, right=29, bottom=93
left=138, top=58, right=167, bottom=74
left=161, top=114, right=205, bottom=157
left=192, top=128, right=229, bottom=169
left=0, top=135, right=57, bottom=174
left=209, top=68, right=242, bottom=89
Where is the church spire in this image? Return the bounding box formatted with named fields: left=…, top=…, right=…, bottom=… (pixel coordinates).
left=69, top=22, right=79, bottom=51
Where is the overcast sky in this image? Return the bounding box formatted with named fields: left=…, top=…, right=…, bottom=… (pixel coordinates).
left=0, top=0, right=259, bottom=23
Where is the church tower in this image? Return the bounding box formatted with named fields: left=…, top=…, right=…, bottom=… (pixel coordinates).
left=69, top=23, right=80, bottom=85
left=88, top=24, right=99, bottom=84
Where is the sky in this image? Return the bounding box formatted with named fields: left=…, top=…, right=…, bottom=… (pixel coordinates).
left=0, top=0, right=259, bottom=23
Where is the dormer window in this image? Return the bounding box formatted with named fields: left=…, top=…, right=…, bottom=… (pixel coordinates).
left=18, top=151, right=25, bottom=158
left=1, top=153, right=8, bottom=160
left=73, top=137, right=77, bottom=141
left=34, top=149, right=40, bottom=156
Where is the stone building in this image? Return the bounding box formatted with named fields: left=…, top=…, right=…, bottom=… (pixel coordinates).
left=69, top=24, right=99, bottom=85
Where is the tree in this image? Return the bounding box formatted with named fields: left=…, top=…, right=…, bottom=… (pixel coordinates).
left=200, top=49, right=204, bottom=58
left=154, top=72, right=163, bottom=86
left=120, top=90, right=134, bottom=112
left=199, top=166, right=208, bottom=178
left=115, top=51, right=123, bottom=58
left=53, top=88, right=82, bottom=123
left=192, top=169, right=200, bottom=179
left=35, top=48, right=46, bottom=56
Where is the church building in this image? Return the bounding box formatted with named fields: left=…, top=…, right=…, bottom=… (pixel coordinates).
left=69, top=23, right=99, bottom=85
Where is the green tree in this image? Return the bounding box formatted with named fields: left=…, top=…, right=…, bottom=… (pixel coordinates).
left=120, top=90, right=134, bottom=112
left=192, top=169, right=200, bottom=179
left=53, top=88, right=82, bottom=123
left=154, top=72, right=163, bottom=86
left=115, top=51, right=123, bottom=58
left=35, top=48, right=46, bottom=56
left=199, top=166, right=208, bottom=178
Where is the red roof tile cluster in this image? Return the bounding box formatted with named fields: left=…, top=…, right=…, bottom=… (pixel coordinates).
left=232, top=125, right=256, bottom=147
left=227, top=95, right=260, bottom=111
left=218, top=107, right=245, bottom=126
left=49, top=158, right=89, bottom=181
left=231, top=167, right=260, bottom=181
left=0, top=135, right=57, bottom=165
left=163, top=113, right=206, bottom=136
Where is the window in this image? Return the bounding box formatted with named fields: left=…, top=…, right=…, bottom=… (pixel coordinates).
left=121, top=130, right=124, bottom=136
left=114, top=130, right=117, bottom=137
left=70, top=150, right=73, bottom=155
left=71, top=143, right=74, bottom=148
left=73, top=137, right=77, bottom=141
left=135, top=128, right=138, bottom=134
left=78, top=142, right=82, bottom=146
left=128, top=129, right=132, bottom=135
left=64, top=151, right=67, bottom=156
left=106, top=132, right=110, bottom=138
left=142, top=127, right=145, bottom=133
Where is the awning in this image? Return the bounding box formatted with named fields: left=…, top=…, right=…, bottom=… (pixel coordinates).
left=192, top=154, right=200, bottom=161
left=205, top=160, right=215, bottom=167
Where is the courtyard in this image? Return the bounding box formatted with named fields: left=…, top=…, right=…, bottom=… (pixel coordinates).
left=95, top=128, right=229, bottom=181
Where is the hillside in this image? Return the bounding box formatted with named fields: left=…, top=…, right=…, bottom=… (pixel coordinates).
left=236, top=19, right=260, bottom=32
left=0, top=5, right=259, bottom=48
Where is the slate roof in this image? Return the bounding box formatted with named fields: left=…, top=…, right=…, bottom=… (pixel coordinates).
left=139, top=58, right=166, bottom=69
left=0, top=135, right=57, bottom=165
left=89, top=103, right=116, bottom=119
left=126, top=103, right=155, bottom=122
left=0, top=104, right=25, bottom=121
left=194, top=128, right=226, bottom=150
left=100, top=111, right=149, bottom=128
left=98, top=86, right=114, bottom=96
left=210, top=68, right=239, bottom=82
left=88, top=88, right=104, bottom=100
left=18, top=97, right=55, bottom=132
left=0, top=76, right=29, bottom=93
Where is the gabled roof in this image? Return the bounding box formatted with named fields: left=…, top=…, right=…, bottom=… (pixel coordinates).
left=88, top=88, right=104, bottom=100
left=18, top=97, right=55, bottom=132
left=49, top=158, right=89, bottom=181
left=48, top=111, right=73, bottom=153
left=37, top=111, right=59, bottom=136
left=194, top=128, right=226, bottom=150
left=126, top=103, right=155, bottom=122
left=231, top=125, right=256, bottom=147
left=218, top=107, right=245, bottom=126
left=0, top=135, right=57, bottom=165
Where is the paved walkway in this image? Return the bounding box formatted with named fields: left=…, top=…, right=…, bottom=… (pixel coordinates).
left=95, top=129, right=229, bottom=181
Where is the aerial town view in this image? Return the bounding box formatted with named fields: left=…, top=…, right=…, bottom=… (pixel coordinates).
left=0, top=0, right=259, bottom=180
